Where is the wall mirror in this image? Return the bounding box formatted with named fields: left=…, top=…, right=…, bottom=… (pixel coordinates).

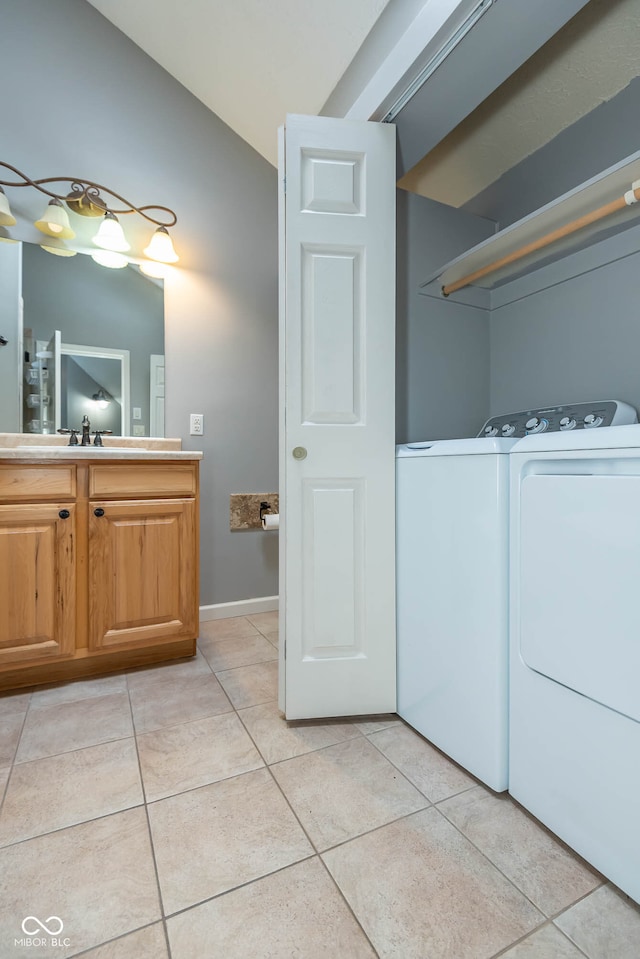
left=1, top=241, right=164, bottom=437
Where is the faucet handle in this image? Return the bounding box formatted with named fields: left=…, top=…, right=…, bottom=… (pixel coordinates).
left=57, top=428, right=79, bottom=446
left=92, top=430, right=113, bottom=447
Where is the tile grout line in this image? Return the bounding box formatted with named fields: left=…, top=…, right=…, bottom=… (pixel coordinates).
left=0, top=690, right=35, bottom=818
left=427, top=799, right=582, bottom=930
left=488, top=917, right=593, bottom=959
left=225, top=687, right=384, bottom=958
left=161, top=853, right=318, bottom=922
left=65, top=920, right=165, bottom=959
left=125, top=678, right=174, bottom=959
left=315, top=854, right=382, bottom=959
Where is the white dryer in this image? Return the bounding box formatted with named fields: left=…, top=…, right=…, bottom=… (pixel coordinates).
left=510, top=418, right=640, bottom=904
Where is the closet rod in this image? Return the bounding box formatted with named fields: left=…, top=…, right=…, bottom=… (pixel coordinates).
left=441, top=181, right=640, bottom=297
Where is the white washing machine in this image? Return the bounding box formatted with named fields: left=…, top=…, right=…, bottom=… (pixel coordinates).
left=510, top=410, right=640, bottom=903
left=397, top=434, right=514, bottom=790
left=397, top=400, right=637, bottom=795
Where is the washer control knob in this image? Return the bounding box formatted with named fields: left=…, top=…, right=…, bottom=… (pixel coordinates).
left=584, top=413, right=603, bottom=428
left=559, top=416, right=577, bottom=430
left=484, top=425, right=499, bottom=437
left=525, top=416, right=548, bottom=434
left=501, top=423, right=515, bottom=436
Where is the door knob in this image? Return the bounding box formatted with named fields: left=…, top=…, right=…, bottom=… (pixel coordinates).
left=94, top=508, right=105, bottom=517
left=58, top=509, right=70, bottom=520
left=292, top=446, right=307, bottom=460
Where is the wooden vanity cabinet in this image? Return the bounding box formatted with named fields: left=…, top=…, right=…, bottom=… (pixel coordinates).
left=89, top=498, right=197, bottom=652
left=0, top=501, right=76, bottom=667
left=0, top=458, right=199, bottom=690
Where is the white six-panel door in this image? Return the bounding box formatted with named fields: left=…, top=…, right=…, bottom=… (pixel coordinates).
left=279, top=114, right=396, bottom=719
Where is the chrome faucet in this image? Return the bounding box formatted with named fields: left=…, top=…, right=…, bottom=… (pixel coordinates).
left=81, top=415, right=91, bottom=446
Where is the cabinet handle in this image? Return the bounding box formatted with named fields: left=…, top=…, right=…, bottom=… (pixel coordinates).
left=58, top=509, right=70, bottom=520
left=94, top=508, right=105, bottom=517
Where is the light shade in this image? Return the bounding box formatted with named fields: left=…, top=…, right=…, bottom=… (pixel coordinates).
left=40, top=242, right=77, bottom=258
left=91, top=249, right=128, bottom=269
left=34, top=198, right=75, bottom=239
left=139, top=260, right=168, bottom=279
left=144, top=226, right=179, bottom=263
left=92, top=388, right=110, bottom=409
left=93, top=212, right=130, bottom=253
left=0, top=187, right=16, bottom=227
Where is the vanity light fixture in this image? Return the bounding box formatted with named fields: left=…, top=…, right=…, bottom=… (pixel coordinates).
left=0, top=161, right=179, bottom=267
left=91, top=388, right=111, bottom=410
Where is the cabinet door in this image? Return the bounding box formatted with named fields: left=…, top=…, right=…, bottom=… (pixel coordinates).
left=89, top=498, right=197, bottom=651
left=0, top=503, right=75, bottom=667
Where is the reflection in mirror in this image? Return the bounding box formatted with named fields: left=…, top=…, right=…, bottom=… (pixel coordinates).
left=20, top=243, right=164, bottom=437
left=60, top=347, right=129, bottom=436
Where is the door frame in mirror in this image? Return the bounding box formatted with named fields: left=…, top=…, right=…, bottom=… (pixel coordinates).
left=59, top=342, right=131, bottom=436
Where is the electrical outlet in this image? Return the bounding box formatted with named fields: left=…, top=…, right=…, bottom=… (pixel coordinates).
left=133, top=407, right=142, bottom=420
left=133, top=424, right=145, bottom=436
left=190, top=413, right=204, bottom=436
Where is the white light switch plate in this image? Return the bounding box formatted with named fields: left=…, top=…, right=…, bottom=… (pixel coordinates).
left=133, top=407, right=142, bottom=420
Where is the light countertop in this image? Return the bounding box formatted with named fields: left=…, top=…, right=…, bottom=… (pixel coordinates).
left=0, top=447, right=203, bottom=460
left=0, top=434, right=202, bottom=460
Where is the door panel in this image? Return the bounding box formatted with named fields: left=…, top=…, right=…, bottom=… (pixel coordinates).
left=301, top=246, right=363, bottom=424
left=280, top=114, right=396, bottom=719
left=520, top=474, right=640, bottom=722
left=89, top=498, right=196, bottom=651
left=0, top=503, right=75, bottom=666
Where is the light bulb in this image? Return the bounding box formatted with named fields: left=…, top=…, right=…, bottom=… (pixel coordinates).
left=144, top=226, right=179, bottom=263
left=93, top=212, right=130, bottom=252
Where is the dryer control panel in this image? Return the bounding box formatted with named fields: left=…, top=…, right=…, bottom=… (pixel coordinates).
left=478, top=400, right=637, bottom=439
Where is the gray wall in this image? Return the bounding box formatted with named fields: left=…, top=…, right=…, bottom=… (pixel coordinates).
left=23, top=244, right=163, bottom=435
left=396, top=190, right=494, bottom=441
left=1, top=0, right=279, bottom=605
left=490, top=227, right=640, bottom=417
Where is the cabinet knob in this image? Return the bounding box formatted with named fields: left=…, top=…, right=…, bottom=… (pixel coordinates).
left=94, top=508, right=105, bottom=517
left=58, top=509, right=70, bottom=520
left=292, top=446, right=307, bottom=460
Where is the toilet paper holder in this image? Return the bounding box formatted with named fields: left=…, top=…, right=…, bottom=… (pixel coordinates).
left=259, top=501, right=273, bottom=522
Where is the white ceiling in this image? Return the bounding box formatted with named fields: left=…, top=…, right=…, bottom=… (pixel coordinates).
left=86, top=0, right=391, bottom=167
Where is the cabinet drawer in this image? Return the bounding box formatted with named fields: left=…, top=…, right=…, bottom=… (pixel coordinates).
left=89, top=463, right=197, bottom=498
left=0, top=465, right=76, bottom=501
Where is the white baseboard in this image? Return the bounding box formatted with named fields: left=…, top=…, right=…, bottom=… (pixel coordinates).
left=199, top=596, right=279, bottom=621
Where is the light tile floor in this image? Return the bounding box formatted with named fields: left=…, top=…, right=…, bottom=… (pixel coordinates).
left=0, top=612, right=639, bottom=958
